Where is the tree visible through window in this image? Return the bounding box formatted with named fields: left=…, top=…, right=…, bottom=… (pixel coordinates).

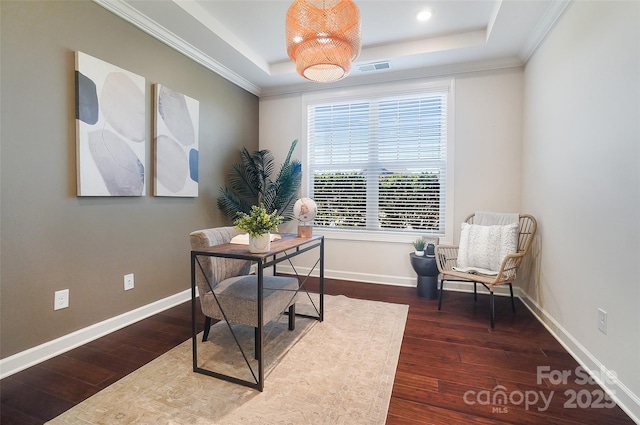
left=307, top=88, right=448, bottom=234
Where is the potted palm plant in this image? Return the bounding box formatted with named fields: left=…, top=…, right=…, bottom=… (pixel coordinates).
left=234, top=204, right=284, bottom=253
left=217, top=140, right=302, bottom=222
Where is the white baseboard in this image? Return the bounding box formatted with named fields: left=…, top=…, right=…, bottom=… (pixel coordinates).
left=518, top=291, right=640, bottom=424
left=277, top=264, right=416, bottom=287
left=0, top=289, right=192, bottom=380
left=277, top=265, right=519, bottom=296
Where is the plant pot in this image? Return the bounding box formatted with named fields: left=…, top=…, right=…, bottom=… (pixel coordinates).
left=414, top=250, right=425, bottom=256
left=249, top=233, right=271, bottom=253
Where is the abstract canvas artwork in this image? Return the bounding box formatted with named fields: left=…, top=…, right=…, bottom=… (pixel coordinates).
left=75, top=51, right=146, bottom=196
left=153, top=84, right=199, bottom=197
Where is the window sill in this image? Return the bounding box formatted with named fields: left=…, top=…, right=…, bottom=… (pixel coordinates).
left=313, top=228, right=444, bottom=245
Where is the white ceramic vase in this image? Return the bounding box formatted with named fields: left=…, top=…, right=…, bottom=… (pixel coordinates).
left=249, top=233, right=271, bottom=253
left=414, top=250, right=425, bottom=256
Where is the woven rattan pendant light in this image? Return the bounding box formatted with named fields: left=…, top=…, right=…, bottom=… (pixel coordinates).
left=286, top=0, right=361, bottom=83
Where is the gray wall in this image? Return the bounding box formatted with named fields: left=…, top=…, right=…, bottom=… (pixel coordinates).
left=0, top=0, right=258, bottom=358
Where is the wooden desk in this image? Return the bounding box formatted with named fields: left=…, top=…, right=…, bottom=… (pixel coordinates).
left=190, top=233, right=324, bottom=391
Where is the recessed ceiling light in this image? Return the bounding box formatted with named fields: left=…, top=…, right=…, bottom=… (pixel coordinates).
left=416, top=8, right=433, bottom=22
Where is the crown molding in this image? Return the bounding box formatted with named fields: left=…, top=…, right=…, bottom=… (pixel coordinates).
left=519, top=0, right=572, bottom=63
left=92, top=0, right=262, bottom=96
left=173, top=0, right=271, bottom=75
left=93, top=0, right=565, bottom=99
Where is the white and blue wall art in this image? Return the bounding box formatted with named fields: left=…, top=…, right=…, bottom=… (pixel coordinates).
left=75, top=51, right=146, bottom=196
left=153, top=84, right=199, bottom=197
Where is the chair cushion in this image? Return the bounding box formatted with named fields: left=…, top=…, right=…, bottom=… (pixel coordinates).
left=200, top=275, right=298, bottom=328
left=456, top=222, right=518, bottom=273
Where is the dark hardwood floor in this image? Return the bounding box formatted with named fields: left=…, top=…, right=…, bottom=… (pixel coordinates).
left=1, top=279, right=635, bottom=424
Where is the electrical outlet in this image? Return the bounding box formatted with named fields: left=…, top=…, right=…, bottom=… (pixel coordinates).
left=54, top=289, right=69, bottom=310
left=598, top=308, right=607, bottom=334
left=124, top=273, right=134, bottom=291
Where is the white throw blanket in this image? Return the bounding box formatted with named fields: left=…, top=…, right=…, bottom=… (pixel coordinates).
left=452, top=265, right=500, bottom=276
left=474, top=211, right=519, bottom=226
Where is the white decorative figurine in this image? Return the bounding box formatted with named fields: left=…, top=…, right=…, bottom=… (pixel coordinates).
left=293, top=197, right=317, bottom=237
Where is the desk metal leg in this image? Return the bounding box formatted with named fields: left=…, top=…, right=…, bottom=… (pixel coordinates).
left=257, top=260, right=264, bottom=391
left=191, top=252, right=198, bottom=371
left=320, top=237, right=324, bottom=322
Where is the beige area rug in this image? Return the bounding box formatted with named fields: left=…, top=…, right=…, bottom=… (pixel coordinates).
left=47, top=294, right=408, bottom=425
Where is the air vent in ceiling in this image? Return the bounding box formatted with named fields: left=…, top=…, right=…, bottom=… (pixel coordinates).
left=358, top=61, right=391, bottom=72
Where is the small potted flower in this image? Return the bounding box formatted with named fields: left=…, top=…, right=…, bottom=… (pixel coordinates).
left=413, top=238, right=427, bottom=256
left=234, top=204, right=284, bottom=253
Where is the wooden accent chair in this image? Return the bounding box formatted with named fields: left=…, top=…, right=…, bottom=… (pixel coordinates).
left=435, top=213, right=537, bottom=328
left=190, top=227, right=298, bottom=358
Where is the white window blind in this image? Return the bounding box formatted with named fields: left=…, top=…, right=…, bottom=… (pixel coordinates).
left=307, top=89, right=448, bottom=234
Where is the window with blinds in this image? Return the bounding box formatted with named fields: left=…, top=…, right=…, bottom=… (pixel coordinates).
left=307, top=88, right=448, bottom=234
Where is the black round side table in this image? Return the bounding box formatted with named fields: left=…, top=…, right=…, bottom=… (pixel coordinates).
left=409, top=245, right=439, bottom=299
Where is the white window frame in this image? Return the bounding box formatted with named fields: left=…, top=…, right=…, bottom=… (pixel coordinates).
left=301, top=79, right=455, bottom=245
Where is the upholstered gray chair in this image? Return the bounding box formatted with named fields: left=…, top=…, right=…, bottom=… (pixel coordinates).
left=190, top=227, right=298, bottom=358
